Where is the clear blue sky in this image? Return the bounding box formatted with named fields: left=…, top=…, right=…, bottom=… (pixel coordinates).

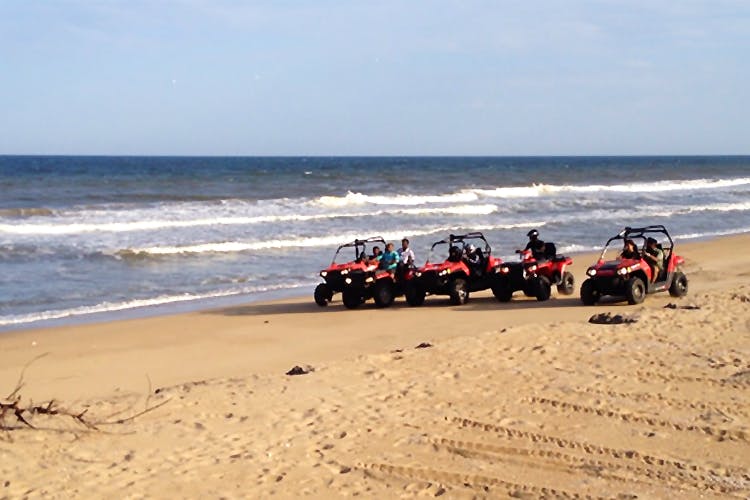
left=1, top=1, right=748, bottom=156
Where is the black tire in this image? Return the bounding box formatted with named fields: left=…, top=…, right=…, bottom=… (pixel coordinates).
left=492, top=283, right=513, bottom=302
left=373, top=280, right=395, bottom=308
left=557, top=271, right=575, bottom=295
left=669, top=271, right=688, bottom=297
left=449, top=277, right=469, bottom=305
left=405, top=282, right=426, bottom=307
left=625, top=276, right=646, bottom=305
left=580, top=279, right=599, bottom=305
left=342, top=289, right=362, bottom=309
left=533, top=276, right=551, bottom=302
left=314, top=283, right=332, bottom=307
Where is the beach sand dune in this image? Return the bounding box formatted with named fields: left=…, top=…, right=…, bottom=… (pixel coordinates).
left=1, top=235, right=749, bottom=498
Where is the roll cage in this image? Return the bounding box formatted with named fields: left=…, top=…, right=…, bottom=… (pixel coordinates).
left=599, top=225, right=674, bottom=261
left=331, top=236, right=387, bottom=265
left=426, top=232, right=492, bottom=264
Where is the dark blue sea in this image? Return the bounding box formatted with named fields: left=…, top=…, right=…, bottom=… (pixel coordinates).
left=1, top=156, right=749, bottom=330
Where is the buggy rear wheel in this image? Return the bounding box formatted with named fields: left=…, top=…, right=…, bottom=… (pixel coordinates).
left=533, top=276, right=551, bottom=301
left=314, top=283, right=333, bottom=307
left=625, top=276, right=646, bottom=305
left=580, top=279, right=599, bottom=305
left=449, top=278, right=469, bottom=305
left=342, top=289, right=362, bottom=309
left=669, top=272, right=688, bottom=297
left=373, top=280, right=395, bottom=308
left=557, top=271, right=575, bottom=295
left=405, top=282, right=426, bottom=307
left=492, top=283, right=513, bottom=302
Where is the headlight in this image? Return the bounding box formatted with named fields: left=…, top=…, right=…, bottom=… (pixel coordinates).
left=365, top=277, right=374, bottom=283
left=415, top=271, right=422, bottom=277
left=586, top=268, right=597, bottom=277
left=617, top=267, right=630, bottom=275
left=345, top=277, right=352, bottom=284
left=500, top=267, right=509, bottom=274
left=439, top=269, right=449, bottom=276
left=341, top=269, right=349, bottom=275
left=527, top=265, right=537, bottom=272
left=320, top=271, right=327, bottom=277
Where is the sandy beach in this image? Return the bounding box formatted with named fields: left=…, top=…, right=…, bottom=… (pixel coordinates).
left=1, top=234, right=749, bottom=498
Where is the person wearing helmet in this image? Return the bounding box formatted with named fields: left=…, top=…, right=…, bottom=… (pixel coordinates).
left=522, top=229, right=547, bottom=260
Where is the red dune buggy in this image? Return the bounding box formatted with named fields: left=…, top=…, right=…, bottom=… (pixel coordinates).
left=580, top=225, right=688, bottom=305
left=405, top=232, right=504, bottom=306
left=314, top=237, right=386, bottom=307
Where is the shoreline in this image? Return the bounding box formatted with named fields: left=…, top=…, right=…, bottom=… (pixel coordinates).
left=3, top=230, right=748, bottom=334
left=1, top=232, right=748, bottom=497
left=2, top=232, right=748, bottom=403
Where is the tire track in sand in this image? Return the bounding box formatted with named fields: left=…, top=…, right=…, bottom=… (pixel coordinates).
left=522, top=396, right=748, bottom=442
left=430, top=436, right=746, bottom=496
left=449, top=416, right=750, bottom=481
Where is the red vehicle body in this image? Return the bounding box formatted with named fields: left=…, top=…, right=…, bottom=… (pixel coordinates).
left=495, top=246, right=575, bottom=302
left=341, top=260, right=416, bottom=309
left=314, top=237, right=386, bottom=307
left=405, top=232, right=503, bottom=306
left=581, top=225, right=688, bottom=305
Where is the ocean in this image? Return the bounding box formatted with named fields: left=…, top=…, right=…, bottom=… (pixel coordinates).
left=1, top=155, right=748, bottom=330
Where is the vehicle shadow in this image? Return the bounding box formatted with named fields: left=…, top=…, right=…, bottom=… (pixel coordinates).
left=207, top=292, right=632, bottom=318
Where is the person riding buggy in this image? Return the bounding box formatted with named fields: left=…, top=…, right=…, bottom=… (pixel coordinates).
left=314, top=236, right=386, bottom=307
left=405, top=232, right=503, bottom=306
left=580, top=225, right=688, bottom=305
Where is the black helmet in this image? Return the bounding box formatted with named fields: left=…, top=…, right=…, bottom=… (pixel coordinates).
left=527, top=229, right=539, bottom=239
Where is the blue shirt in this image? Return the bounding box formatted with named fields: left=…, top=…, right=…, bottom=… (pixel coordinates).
left=379, top=250, right=399, bottom=270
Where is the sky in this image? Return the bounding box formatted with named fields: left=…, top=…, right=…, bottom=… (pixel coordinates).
left=0, top=1, right=748, bottom=156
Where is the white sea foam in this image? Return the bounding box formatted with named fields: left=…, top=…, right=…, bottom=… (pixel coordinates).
left=317, top=191, right=480, bottom=207
left=673, top=226, right=750, bottom=240
left=316, top=177, right=750, bottom=207
left=0, top=204, right=499, bottom=235
left=121, top=221, right=545, bottom=256
left=0, top=282, right=311, bottom=327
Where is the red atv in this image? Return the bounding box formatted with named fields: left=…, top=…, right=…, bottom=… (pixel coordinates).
left=405, top=232, right=503, bottom=306
left=580, top=225, right=688, bottom=305
left=494, top=244, right=575, bottom=302
left=314, top=237, right=386, bottom=307
left=340, top=254, right=416, bottom=309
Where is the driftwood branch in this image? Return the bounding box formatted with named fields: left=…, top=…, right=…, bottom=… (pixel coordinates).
left=1, top=357, right=169, bottom=436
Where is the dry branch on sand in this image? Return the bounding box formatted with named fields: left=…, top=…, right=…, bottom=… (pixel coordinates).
left=1, top=353, right=169, bottom=437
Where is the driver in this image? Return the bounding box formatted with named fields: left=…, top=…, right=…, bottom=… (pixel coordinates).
left=520, top=229, right=547, bottom=260
left=368, top=246, right=382, bottom=265
left=620, top=239, right=640, bottom=260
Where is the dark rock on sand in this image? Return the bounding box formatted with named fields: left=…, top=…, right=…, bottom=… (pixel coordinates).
left=286, top=365, right=313, bottom=376
left=588, top=313, right=638, bottom=325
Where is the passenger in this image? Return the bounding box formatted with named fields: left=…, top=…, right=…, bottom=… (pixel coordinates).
left=464, top=244, right=483, bottom=276
left=397, top=238, right=416, bottom=267
left=379, top=243, right=399, bottom=272
left=620, top=239, right=640, bottom=260
left=642, top=237, right=664, bottom=283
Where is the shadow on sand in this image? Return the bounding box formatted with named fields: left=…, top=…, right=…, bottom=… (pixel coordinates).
left=206, top=291, right=631, bottom=318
